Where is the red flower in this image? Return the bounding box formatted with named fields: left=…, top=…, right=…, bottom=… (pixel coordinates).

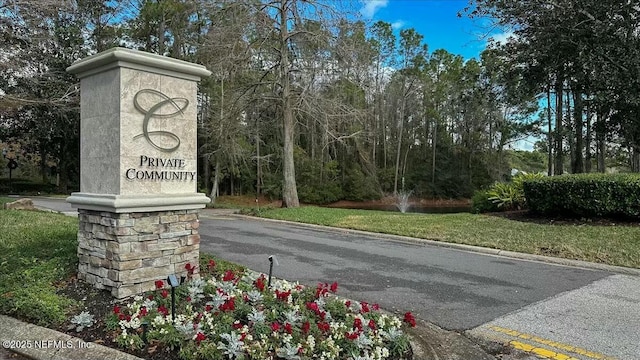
left=240, top=332, right=247, bottom=341
left=113, top=305, right=121, bottom=314
left=317, top=321, right=330, bottom=332
left=186, top=296, right=192, bottom=302
left=254, top=276, right=266, bottom=292
left=353, top=318, right=363, bottom=331
left=185, top=263, right=195, bottom=275
left=368, top=319, right=377, bottom=330
left=220, top=297, right=235, bottom=312
left=284, top=322, right=293, bottom=334
left=233, top=322, right=243, bottom=330
left=161, top=289, right=169, bottom=299
left=155, top=280, right=164, bottom=289
left=195, top=332, right=206, bottom=344
left=207, top=259, right=216, bottom=270
left=148, top=295, right=154, bottom=301
left=302, top=321, right=310, bottom=334
left=404, top=312, right=417, bottom=327
left=330, top=282, right=338, bottom=293
left=158, top=305, right=169, bottom=316
left=125, top=315, right=132, bottom=322
left=306, top=302, right=319, bottom=314
left=223, top=270, right=235, bottom=282
left=138, top=306, right=148, bottom=317
left=205, top=305, right=213, bottom=312
left=345, top=300, right=351, bottom=308
left=372, top=303, right=380, bottom=311
left=345, top=331, right=359, bottom=340
left=118, top=313, right=126, bottom=320
left=361, top=302, right=370, bottom=313
left=271, top=322, right=281, bottom=332
left=275, top=289, right=291, bottom=302
left=315, top=283, right=329, bottom=298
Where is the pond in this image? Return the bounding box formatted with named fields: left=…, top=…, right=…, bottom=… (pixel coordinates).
left=324, top=203, right=472, bottom=214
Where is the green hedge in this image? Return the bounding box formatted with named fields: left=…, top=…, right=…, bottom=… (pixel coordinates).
left=523, top=173, right=640, bottom=218
left=0, top=178, right=57, bottom=194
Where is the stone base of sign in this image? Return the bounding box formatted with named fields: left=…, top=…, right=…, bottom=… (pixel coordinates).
left=76, top=208, right=201, bottom=298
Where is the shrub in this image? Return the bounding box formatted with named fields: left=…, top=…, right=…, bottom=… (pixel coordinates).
left=523, top=173, right=640, bottom=218
left=0, top=178, right=58, bottom=194
left=471, top=190, right=499, bottom=213
left=472, top=173, right=545, bottom=212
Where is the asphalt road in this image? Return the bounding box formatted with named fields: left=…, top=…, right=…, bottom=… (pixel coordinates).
left=198, top=214, right=610, bottom=331
left=29, top=198, right=639, bottom=359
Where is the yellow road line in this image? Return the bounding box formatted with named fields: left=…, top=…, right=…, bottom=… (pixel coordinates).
left=488, top=326, right=617, bottom=360
left=511, top=341, right=578, bottom=360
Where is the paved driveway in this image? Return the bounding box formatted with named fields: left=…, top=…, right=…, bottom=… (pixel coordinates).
left=198, top=215, right=609, bottom=331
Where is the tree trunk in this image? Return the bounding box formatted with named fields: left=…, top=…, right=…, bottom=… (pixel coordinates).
left=596, top=110, right=606, bottom=173
left=256, top=121, right=262, bottom=196
left=572, top=90, right=584, bottom=173
left=58, top=141, right=69, bottom=194
left=209, top=157, right=220, bottom=204
left=632, top=146, right=640, bottom=173
left=204, top=154, right=211, bottom=194
left=40, top=144, right=48, bottom=184
left=547, top=86, right=553, bottom=176
left=585, top=101, right=592, bottom=173
left=431, top=116, right=437, bottom=196
left=280, top=0, right=299, bottom=207
left=554, top=76, right=564, bottom=175
left=393, top=95, right=406, bottom=195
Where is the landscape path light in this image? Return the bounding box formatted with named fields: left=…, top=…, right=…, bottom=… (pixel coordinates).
left=268, top=255, right=279, bottom=288
left=167, top=274, right=185, bottom=324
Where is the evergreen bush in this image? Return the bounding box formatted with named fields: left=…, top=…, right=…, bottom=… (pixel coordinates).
left=523, top=173, right=640, bottom=218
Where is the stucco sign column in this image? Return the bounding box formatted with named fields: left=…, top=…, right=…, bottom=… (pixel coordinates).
left=67, top=47, right=211, bottom=298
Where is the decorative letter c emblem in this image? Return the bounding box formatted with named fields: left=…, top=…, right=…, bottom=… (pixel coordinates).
left=133, top=89, right=189, bottom=153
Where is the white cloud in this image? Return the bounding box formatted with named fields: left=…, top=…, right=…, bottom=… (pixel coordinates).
left=360, top=0, right=388, bottom=18
left=391, top=20, right=406, bottom=30
left=490, top=31, right=517, bottom=45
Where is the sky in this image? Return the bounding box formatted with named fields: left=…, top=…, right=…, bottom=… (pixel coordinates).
left=359, top=0, right=507, bottom=60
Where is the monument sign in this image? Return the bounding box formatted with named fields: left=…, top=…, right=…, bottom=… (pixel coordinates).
left=67, top=48, right=211, bottom=298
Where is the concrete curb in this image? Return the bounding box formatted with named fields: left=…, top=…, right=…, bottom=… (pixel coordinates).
left=0, top=315, right=142, bottom=360
left=226, top=213, right=640, bottom=276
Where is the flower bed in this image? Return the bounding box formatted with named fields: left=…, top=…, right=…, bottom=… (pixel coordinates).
left=106, top=259, right=414, bottom=359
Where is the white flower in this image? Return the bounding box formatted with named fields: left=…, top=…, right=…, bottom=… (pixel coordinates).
left=306, top=335, right=316, bottom=351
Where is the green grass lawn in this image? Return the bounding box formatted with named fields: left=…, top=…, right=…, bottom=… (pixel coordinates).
left=0, top=206, right=242, bottom=327
left=0, top=196, right=16, bottom=206
left=256, top=207, right=640, bottom=269
left=0, top=208, right=79, bottom=325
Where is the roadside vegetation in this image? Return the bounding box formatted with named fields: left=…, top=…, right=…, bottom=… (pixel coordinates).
left=0, top=208, right=78, bottom=325
left=253, top=206, right=640, bottom=269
